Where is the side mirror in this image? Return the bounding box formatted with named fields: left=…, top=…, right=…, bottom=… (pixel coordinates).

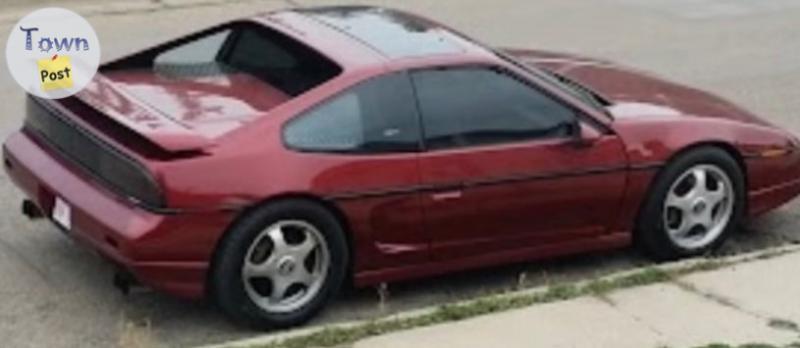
left=569, top=120, right=600, bottom=148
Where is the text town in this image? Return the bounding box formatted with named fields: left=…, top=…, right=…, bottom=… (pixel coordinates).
left=19, top=27, right=90, bottom=53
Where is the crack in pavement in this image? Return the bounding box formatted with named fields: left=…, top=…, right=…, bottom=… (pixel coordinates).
left=671, top=278, right=800, bottom=335
left=596, top=296, right=670, bottom=341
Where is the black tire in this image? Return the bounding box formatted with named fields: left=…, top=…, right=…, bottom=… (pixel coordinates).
left=637, top=147, right=745, bottom=260
left=211, top=199, right=349, bottom=329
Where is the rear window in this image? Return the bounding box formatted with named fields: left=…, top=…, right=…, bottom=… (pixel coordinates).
left=151, top=22, right=341, bottom=97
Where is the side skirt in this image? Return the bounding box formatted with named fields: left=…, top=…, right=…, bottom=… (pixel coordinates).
left=353, top=231, right=632, bottom=287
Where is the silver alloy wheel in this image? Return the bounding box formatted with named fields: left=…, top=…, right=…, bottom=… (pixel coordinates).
left=242, top=220, right=330, bottom=314
left=663, top=164, right=735, bottom=250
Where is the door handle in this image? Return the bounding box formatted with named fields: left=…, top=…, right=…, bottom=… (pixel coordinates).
left=431, top=190, right=462, bottom=201
left=430, top=183, right=465, bottom=201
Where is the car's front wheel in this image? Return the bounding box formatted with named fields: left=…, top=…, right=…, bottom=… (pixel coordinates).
left=637, top=147, right=745, bottom=260
left=211, top=200, right=348, bottom=329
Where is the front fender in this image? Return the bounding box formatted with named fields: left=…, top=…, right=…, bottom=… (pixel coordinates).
left=613, top=116, right=800, bottom=217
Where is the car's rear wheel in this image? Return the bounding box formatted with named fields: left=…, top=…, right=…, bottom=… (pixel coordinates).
left=211, top=199, right=348, bottom=329
left=637, top=147, right=745, bottom=260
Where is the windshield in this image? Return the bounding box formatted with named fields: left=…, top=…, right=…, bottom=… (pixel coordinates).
left=493, top=49, right=612, bottom=117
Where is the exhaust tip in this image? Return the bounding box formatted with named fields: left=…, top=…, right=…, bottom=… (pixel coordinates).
left=22, top=200, right=43, bottom=220
left=113, top=270, right=140, bottom=296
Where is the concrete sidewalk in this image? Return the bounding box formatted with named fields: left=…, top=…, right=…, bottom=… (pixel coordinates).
left=354, top=251, right=800, bottom=348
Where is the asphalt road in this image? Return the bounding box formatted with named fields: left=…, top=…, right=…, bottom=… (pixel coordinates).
left=1, top=1, right=800, bottom=347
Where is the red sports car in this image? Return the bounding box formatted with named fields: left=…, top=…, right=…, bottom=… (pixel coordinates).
left=4, top=6, right=800, bottom=328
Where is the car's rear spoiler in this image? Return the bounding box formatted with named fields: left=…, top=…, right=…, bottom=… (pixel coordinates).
left=73, top=74, right=214, bottom=153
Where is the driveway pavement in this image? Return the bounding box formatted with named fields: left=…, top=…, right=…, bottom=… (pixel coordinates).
left=0, top=1, right=799, bottom=347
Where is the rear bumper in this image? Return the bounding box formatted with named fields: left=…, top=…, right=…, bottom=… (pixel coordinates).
left=3, top=132, right=236, bottom=299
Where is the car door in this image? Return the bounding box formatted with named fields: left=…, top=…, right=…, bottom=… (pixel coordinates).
left=411, top=66, right=628, bottom=261
left=283, top=72, right=428, bottom=272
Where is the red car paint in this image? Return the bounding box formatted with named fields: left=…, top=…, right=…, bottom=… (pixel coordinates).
left=4, top=7, right=800, bottom=300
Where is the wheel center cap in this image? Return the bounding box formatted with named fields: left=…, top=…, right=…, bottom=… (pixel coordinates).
left=278, top=257, right=296, bottom=276
left=693, top=200, right=707, bottom=214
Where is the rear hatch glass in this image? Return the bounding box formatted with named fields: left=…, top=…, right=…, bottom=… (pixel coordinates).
left=82, top=21, right=342, bottom=145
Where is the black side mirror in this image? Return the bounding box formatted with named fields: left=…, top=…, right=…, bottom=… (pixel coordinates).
left=568, top=118, right=582, bottom=138
left=569, top=119, right=597, bottom=148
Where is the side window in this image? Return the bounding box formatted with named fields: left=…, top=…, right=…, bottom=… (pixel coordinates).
left=283, top=73, right=421, bottom=154
left=411, top=67, right=576, bottom=150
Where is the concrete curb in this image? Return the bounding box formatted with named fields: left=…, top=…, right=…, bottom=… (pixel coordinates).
left=0, top=0, right=293, bottom=24
left=198, top=244, right=800, bottom=348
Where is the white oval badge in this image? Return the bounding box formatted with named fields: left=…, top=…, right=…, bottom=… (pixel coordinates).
left=5, top=8, right=101, bottom=99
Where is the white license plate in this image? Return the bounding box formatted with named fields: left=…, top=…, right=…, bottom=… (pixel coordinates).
left=52, top=197, right=71, bottom=230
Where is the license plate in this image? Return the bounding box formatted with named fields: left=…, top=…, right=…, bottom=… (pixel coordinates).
left=52, top=197, right=71, bottom=230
